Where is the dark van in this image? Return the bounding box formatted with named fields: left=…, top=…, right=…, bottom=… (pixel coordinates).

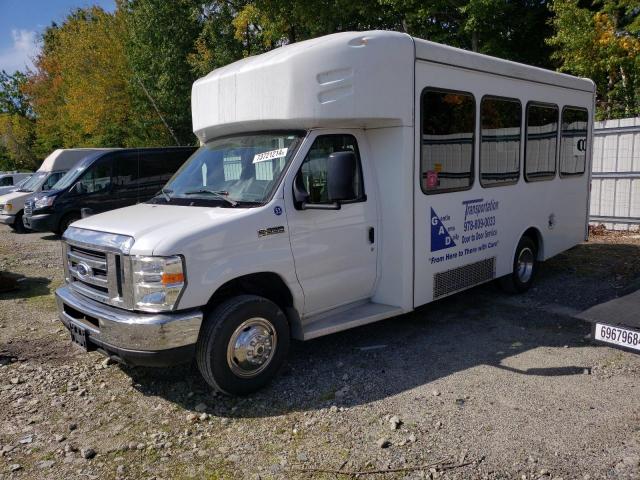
left=24, top=147, right=196, bottom=235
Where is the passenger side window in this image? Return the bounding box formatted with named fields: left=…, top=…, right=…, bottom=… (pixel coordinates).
left=480, top=96, right=521, bottom=186
left=0, top=177, right=13, bottom=186
left=296, top=134, right=364, bottom=204
left=525, top=103, right=558, bottom=181
left=76, top=163, right=111, bottom=194
left=43, top=172, right=65, bottom=190
left=560, top=107, right=588, bottom=176
left=421, top=89, right=475, bottom=193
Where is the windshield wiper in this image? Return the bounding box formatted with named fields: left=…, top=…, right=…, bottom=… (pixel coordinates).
left=160, top=187, right=173, bottom=202
left=183, top=189, right=238, bottom=207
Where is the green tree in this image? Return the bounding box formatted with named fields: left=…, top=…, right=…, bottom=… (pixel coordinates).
left=549, top=0, right=640, bottom=118
left=0, top=71, right=36, bottom=170
left=188, top=0, right=555, bottom=74
left=123, top=0, right=202, bottom=146
left=25, top=7, right=136, bottom=155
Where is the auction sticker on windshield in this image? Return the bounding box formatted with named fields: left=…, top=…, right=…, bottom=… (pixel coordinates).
left=253, top=148, right=288, bottom=164
left=593, top=322, right=640, bottom=353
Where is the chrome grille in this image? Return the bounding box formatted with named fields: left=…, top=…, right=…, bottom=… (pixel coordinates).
left=62, top=227, right=134, bottom=310
left=67, top=245, right=109, bottom=292
left=433, top=257, right=496, bottom=299
left=24, top=201, right=33, bottom=217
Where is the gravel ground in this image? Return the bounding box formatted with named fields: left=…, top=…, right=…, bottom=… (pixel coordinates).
left=1, top=225, right=640, bottom=480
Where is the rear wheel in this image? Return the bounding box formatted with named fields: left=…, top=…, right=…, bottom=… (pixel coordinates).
left=499, top=235, right=538, bottom=293
left=196, top=295, right=290, bottom=395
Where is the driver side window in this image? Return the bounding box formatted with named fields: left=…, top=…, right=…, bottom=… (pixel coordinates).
left=297, top=134, right=365, bottom=204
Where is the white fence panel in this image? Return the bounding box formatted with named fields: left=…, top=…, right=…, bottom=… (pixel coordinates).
left=589, top=117, right=640, bottom=231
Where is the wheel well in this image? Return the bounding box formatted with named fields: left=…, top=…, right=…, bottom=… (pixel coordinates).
left=206, top=273, right=294, bottom=315
left=522, top=227, right=544, bottom=260
left=59, top=211, right=80, bottom=231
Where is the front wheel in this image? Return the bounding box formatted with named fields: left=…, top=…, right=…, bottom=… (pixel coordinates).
left=499, top=235, right=538, bottom=293
left=196, top=295, right=290, bottom=395
left=58, top=213, right=80, bottom=236
left=12, top=211, right=27, bottom=234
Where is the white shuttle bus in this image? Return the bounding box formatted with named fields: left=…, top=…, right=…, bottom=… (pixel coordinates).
left=55, top=31, right=594, bottom=395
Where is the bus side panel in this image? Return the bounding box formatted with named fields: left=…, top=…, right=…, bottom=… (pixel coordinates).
left=413, top=60, right=593, bottom=308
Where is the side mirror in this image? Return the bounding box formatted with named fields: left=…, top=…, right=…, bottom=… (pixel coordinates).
left=327, top=151, right=356, bottom=202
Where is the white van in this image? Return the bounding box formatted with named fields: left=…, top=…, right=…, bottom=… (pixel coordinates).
left=0, top=173, right=32, bottom=196
left=0, top=149, right=112, bottom=232
left=55, top=31, right=594, bottom=395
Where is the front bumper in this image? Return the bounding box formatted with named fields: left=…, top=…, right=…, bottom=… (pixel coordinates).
left=24, top=213, right=57, bottom=232
left=56, top=285, right=203, bottom=367
left=0, top=214, right=15, bottom=226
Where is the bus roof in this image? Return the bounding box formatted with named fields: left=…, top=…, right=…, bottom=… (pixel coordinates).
left=191, top=30, right=595, bottom=142
left=412, top=37, right=594, bottom=93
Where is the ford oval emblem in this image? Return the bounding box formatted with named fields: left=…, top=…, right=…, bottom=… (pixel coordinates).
left=76, top=262, right=91, bottom=278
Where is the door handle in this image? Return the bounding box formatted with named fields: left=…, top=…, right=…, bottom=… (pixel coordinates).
left=368, top=227, right=375, bottom=244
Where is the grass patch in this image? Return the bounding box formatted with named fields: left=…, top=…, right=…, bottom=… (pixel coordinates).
left=318, top=389, right=335, bottom=402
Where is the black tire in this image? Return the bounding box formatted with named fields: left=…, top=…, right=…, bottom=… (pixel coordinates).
left=12, top=211, right=26, bottom=234
left=499, top=235, right=538, bottom=294
left=196, top=295, right=290, bottom=395
left=58, top=213, right=80, bottom=236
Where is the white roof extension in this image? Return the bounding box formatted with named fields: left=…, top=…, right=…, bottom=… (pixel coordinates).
left=38, top=149, right=118, bottom=172
left=191, top=30, right=595, bottom=142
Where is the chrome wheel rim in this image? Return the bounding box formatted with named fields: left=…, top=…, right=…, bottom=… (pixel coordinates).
left=517, top=247, right=535, bottom=283
left=226, top=317, right=277, bottom=378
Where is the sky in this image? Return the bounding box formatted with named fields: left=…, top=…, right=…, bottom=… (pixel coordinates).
left=0, top=0, right=115, bottom=73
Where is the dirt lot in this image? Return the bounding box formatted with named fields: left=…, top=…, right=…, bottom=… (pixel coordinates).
left=1, top=226, right=640, bottom=480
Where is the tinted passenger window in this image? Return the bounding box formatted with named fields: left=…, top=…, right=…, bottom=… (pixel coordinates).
left=560, top=107, right=588, bottom=176
left=114, top=155, right=140, bottom=185
left=421, top=89, right=475, bottom=193
left=525, top=103, right=558, bottom=181
left=76, top=163, right=111, bottom=194
left=297, top=134, right=364, bottom=204
left=480, top=97, right=521, bottom=186
left=0, top=177, right=13, bottom=186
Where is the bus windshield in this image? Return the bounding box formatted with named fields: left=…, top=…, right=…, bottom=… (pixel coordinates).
left=155, top=132, right=304, bottom=207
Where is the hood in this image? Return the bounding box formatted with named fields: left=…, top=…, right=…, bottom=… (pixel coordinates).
left=0, top=190, right=31, bottom=204
left=72, top=203, right=251, bottom=255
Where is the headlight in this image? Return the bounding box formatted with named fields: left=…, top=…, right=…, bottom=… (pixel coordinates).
left=3, top=202, right=12, bottom=213
left=131, top=255, right=185, bottom=312
left=34, top=196, right=55, bottom=209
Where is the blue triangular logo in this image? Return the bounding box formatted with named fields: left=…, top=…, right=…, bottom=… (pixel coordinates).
left=431, top=208, right=456, bottom=252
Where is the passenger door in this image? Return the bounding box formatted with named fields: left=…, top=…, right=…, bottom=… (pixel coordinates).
left=285, top=132, right=378, bottom=316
